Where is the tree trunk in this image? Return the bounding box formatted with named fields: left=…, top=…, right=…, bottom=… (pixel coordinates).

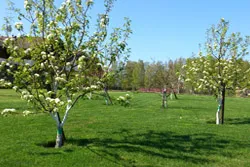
left=55, top=126, right=64, bottom=148
left=216, top=102, right=221, bottom=125
left=162, top=89, right=167, bottom=108
left=220, top=86, right=226, bottom=124
left=104, top=86, right=113, bottom=105
left=173, top=91, right=178, bottom=99
left=54, top=112, right=66, bottom=148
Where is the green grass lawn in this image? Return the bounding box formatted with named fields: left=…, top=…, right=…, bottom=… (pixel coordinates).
left=0, top=89, right=250, bottom=167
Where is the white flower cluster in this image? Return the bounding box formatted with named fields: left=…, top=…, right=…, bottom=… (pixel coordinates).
left=15, top=22, right=23, bottom=31
left=0, top=79, right=12, bottom=87
left=86, top=0, right=94, bottom=6
left=34, top=73, right=40, bottom=77
left=13, top=86, right=18, bottom=91
left=99, top=15, right=108, bottom=28
left=23, top=110, right=34, bottom=116
left=21, top=90, right=34, bottom=102
left=24, top=48, right=32, bottom=54
left=67, top=99, right=73, bottom=105
left=24, top=0, right=32, bottom=11
left=117, top=96, right=125, bottom=101
left=1, top=108, right=16, bottom=116
left=45, top=97, right=65, bottom=106
left=55, top=76, right=66, bottom=83
left=83, top=85, right=99, bottom=91
left=117, top=94, right=131, bottom=106
left=77, top=56, right=86, bottom=70
left=47, top=33, right=55, bottom=40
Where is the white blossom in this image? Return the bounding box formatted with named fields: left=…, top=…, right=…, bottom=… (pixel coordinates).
left=34, top=73, right=40, bottom=77
left=67, top=99, right=72, bottom=105
left=90, top=85, right=98, bottom=89
left=55, top=77, right=66, bottom=83
left=15, top=22, right=23, bottom=31
left=86, top=0, right=93, bottom=6
left=14, top=46, right=19, bottom=51
left=40, top=63, right=44, bottom=68
left=23, top=110, right=34, bottom=116
left=13, top=86, right=18, bottom=91
left=53, top=108, right=58, bottom=112
left=55, top=98, right=60, bottom=104
left=1, top=108, right=16, bottom=116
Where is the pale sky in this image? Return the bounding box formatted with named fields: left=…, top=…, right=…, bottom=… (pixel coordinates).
left=1, top=0, right=250, bottom=62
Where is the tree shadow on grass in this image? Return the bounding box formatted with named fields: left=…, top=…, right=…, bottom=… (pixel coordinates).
left=224, top=117, right=250, bottom=125
left=207, top=117, right=250, bottom=125
left=66, top=130, right=246, bottom=166
left=170, top=105, right=209, bottom=112
left=35, top=141, right=73, bottom=156
left=37, top=140, right=56, bottom=148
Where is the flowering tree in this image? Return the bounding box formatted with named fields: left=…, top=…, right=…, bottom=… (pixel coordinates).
left=0, top=0, right=131, bottom=147
left=183, top=19, right=250, bottom=124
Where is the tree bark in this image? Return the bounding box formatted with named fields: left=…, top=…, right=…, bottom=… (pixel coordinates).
left=162, top=89, right=167, bottom=108
left=173, top=91, right=178, bottom=99
left=54, top=112, right=66, bottom=148
left=56, top=112, right=66, bottom=141
left=216, top=102, right=221, bottom=125
left=55, top=126, right=64, bottom=148
left=104, top=86, right=113, bottom=105
left=220, top=85, right=226, bottom=124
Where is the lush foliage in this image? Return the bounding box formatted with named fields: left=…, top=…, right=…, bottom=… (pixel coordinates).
left=110, top=58, right=185, bottom=92
left=182, top=19, right=250, bottom=124
left=116, top=93, right=131, bottom=106
left=183, top=19, right=250, bottom=95
left=0, top=0, right=132, bottom=147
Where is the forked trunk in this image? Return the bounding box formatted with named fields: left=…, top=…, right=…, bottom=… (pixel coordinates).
left=54, top=112, right=66, bottom=148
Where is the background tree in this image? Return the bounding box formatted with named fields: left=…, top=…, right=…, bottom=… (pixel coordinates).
left=0, top=0, right=132, bottom=147
left=144, top=61, right=157, bottom=89
left=132, top=60, right=145, bottom=90
left=121, top=61, right=136, bottom=90
left=184, top=18, right=250, bottom=124
left=174, top=58, right=186, bottom=94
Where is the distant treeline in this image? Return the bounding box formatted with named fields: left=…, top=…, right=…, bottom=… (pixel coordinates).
left=107, top=57, right=250, bottom=95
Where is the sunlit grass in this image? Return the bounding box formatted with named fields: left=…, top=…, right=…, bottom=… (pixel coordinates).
left=0, top=89, right=250, bottom=167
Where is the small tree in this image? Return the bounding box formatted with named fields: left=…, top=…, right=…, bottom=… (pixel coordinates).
left=0, top=0, right=131, bottom=147
left=184, top=18, right=250, bottom=124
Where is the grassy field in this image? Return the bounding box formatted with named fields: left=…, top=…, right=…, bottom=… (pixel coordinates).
left=0, top=89, right=250, bottom=167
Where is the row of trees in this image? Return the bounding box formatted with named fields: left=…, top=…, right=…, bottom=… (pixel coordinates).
left=1, top=0, right=250, bottom=149
left=109, top=19, right=250, bottom=126
left=109, top=56, right=250, bottom=95
left=108, top=58, right=186, bottom=92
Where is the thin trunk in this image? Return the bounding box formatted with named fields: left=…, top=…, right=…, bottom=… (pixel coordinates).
left=177, top=83, right=180, bottom=94
left=221, top=86, right=226, bottom=124
left=162, top=89, right=167, bottom=108
left=104, top=87, right=113, bottom=105
left=55, top=125, right=64, bottom=148
left=54, top=112, right=65, bottom=148
left=216, top=101, right=221, bottom=125
left=173, top=91, right=178, bottom=99
left=56, top=112, right=66, bottom=141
